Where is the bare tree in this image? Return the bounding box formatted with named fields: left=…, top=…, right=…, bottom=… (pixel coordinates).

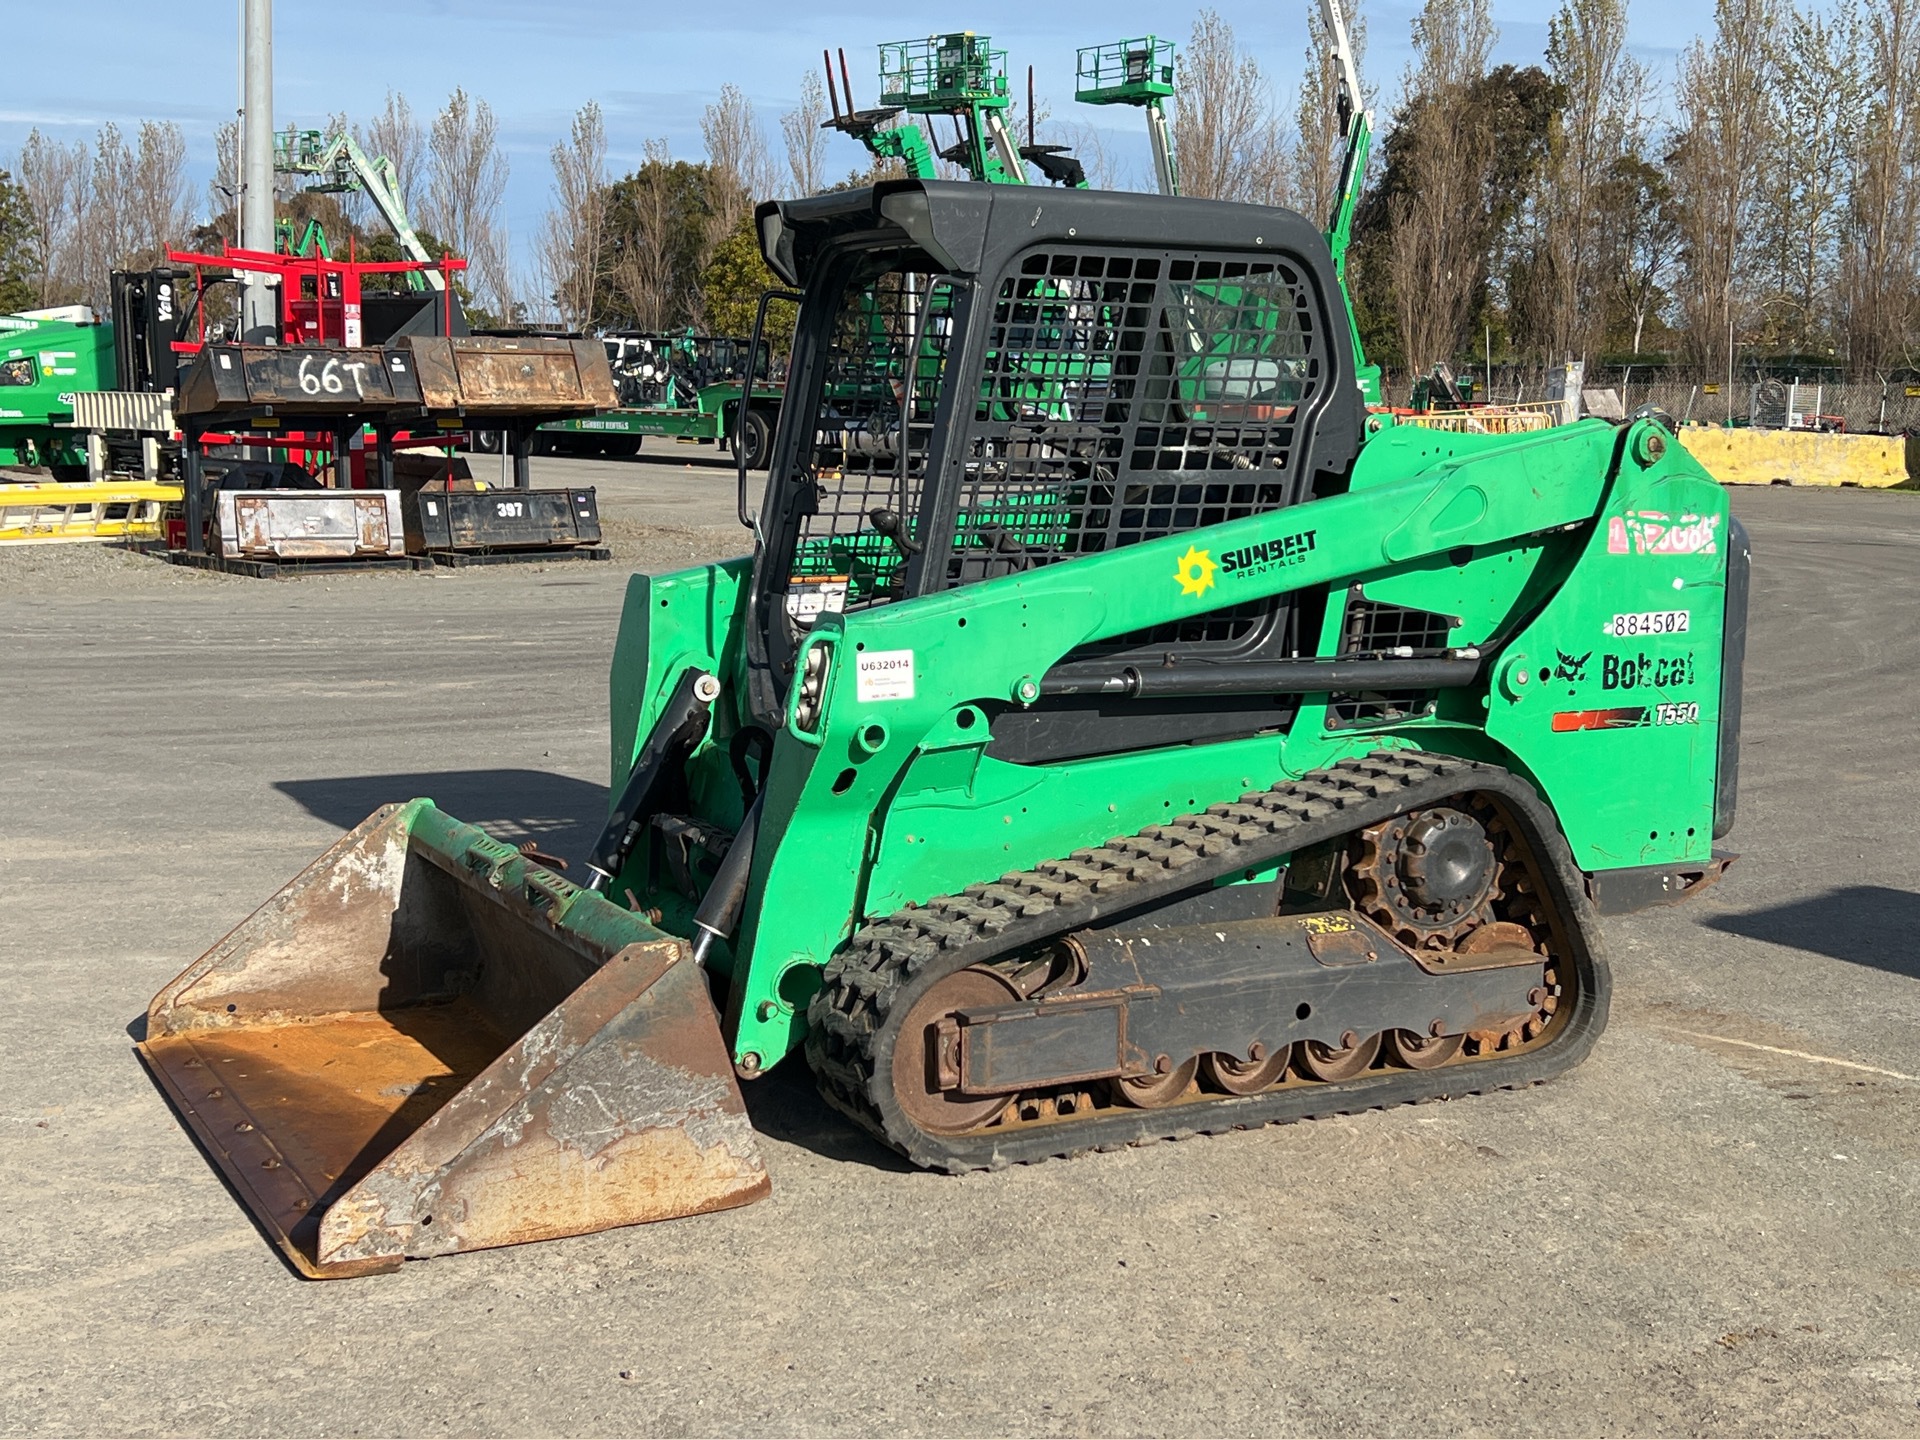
left=78, top=124, right=137, bottom=308
left=1843, top=0, right=1920, bottom=372
left=210, top=118, right=241, bottom=240
left=1174, top=10, right=1290, bottom=205
left=1045, top=119, right=1123, bottom=191
left=127, top=121, right=193, bottom=260
left=1387, top=0, right=1498, bottom=370
left=612, top=138, right=683, bottom=330
left=1293, top=0, right=1371, bottom=228
left=1745, top=2, right=1865, bottom=353
left=538, top=101, right=609, bottom=329
left=781, top=70, right=829, bottom=198
left=1527, top=0, right=1650, bottom=360
left=424, top=88, right=513, bottom=314
left=362, top=90, right=426, bottom=219
left=1598, top=154, right=1679, bottom=353
left=1667, top=0, right=1781, bottom=375
left=15, top=130, right=89, bottom=305
left=702, top=83, right=776, bottom=240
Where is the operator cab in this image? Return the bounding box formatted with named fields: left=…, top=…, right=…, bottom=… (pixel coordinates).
left=744, top=180, right=1367, bottom=758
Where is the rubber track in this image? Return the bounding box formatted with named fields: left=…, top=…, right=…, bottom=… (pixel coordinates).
left=805, top=750, right=1612, bottom=1172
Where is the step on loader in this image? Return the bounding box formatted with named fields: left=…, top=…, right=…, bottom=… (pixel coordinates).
left=140, top=180, right=1747, bottom=1275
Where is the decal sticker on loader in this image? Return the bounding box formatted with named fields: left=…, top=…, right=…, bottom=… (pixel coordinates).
left=1604, top=609, right=1690, bottom=637
left=1554, top=650, right=1591, bottom=682
left=1601, top=650, right=1696, bottom=690
left=1219, top=527, right=1318, bottom=580
left=1607, top=511, right=1719, bottom=557
left=856, top=648, right=915, bottom=702
left=1298, top=913, right=1356, bottom=935
left=1552, top=707, right=1650, bottom=732
left=1552, top=703, right=1699, bottom=732
left=1174, top=545, right=1217, bottom=597
left=786, top=576, right=849, bottom=622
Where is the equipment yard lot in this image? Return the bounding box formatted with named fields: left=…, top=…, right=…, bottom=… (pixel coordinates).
left=3, top=466, right=1918, bottom=1436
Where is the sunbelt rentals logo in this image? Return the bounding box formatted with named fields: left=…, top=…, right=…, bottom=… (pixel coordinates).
left=1174, top=544, right=1217, bottom=597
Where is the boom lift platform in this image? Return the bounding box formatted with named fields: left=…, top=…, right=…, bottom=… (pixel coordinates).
left=1074, top=36, right=1180, bottom=194
left=274, top=127, right=445, bottom=290
left=819, top=6, right=1377, bottom=401
left=824, top=34, right=1089, bottom=187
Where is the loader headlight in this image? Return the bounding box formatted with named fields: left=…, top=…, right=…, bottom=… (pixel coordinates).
left=792, top=641, right=832, bottom=735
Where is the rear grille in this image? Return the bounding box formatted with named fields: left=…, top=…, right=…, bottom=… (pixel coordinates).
left=1328, top=595, right=1455, bottom=726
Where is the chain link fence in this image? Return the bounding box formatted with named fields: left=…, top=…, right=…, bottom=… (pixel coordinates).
left=1382, top=367, right=1920, bottom=435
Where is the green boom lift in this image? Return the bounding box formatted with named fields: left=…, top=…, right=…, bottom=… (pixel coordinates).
left=273, top=127, right=444, bottom=291
left=140, top=46, right=1745, bottom=1284
left=1075, top=35, right=1180, bottom=195
left=824, top=33, right=1090, bottom=188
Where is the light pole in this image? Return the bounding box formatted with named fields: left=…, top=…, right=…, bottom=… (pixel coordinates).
left=240, top=0, right=275, bottom=342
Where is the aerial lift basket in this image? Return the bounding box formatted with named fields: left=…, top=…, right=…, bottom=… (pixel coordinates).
left=137, top=801, right=767, bottom=1278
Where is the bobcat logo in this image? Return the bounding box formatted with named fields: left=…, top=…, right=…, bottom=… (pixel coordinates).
left=1554, top=649, right=1591, bottom=683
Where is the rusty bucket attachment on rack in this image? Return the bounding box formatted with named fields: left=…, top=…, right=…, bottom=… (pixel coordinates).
left=402, top=335, right=619, bottom=416
left=137, top=801, right=768, bottom=1278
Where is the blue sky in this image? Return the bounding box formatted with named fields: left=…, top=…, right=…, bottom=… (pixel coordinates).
left=3, top=0, right=1713, bottom=275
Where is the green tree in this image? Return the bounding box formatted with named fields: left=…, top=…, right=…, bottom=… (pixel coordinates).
left=1350, top=61, right=1559, bottom=373
left=1594, top=152, right=1680, bottom=357
left=0, top=168, right=33, bottom=313
left=596, top=154, right=714, bottom=329
left=698, top=213, right=791, bottom=344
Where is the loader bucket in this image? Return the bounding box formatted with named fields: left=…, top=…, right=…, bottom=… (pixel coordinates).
left=137, top=801, right=768, bottom=1278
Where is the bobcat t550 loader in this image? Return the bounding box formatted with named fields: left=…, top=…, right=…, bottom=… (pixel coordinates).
left=139, top=180, right=1747, bottom=1276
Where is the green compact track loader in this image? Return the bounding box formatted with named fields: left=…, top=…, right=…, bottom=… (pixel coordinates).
left=140, top=180, right=1746, bottom=1276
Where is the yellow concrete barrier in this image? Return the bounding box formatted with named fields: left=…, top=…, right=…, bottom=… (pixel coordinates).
left=1677, top=427, right=1910, bottom=488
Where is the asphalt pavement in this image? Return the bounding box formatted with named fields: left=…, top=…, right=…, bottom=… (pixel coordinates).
left=2, top=465, right=1918, bottom=1436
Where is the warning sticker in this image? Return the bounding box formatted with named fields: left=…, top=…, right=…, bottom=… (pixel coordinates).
left=785, top=576, right=849, bottom=622
left=856, top=648, right=915, bottom=702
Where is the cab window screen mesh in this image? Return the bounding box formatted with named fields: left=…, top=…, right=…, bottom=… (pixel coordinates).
left=786, top=270, right=956, bottom=618
left=944, top=248, right=1319, bottom=594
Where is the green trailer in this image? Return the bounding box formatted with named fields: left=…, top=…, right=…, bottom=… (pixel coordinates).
left=526, top=332, right=784, bottom=466
left=0, top=308, right=116, bottom=474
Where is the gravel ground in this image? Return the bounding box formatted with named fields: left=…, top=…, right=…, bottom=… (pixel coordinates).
left=2, top=471, right=1918, bottom=1437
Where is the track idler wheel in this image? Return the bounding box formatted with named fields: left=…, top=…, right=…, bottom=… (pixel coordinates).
left=1112, top=1056, right=1200, bottom=1108
left=1296, top=1031, right=1384, bottom=1081
left=1202, top=1047, right=1290, bottom=1095
left=891, top=966, right=1024, bottom=1135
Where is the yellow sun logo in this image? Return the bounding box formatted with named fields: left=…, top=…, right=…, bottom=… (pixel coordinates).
left=1174, top=545, right=1217, bottom=597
